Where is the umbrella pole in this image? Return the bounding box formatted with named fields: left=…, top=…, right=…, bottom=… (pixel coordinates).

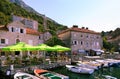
left=20, top=51, right=22, bottom=57
left=27, top=51, right=30, bottom=56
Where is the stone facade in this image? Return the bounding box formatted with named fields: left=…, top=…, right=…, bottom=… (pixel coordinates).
left=0, top=16, right=54, bottom=66
left=0, top=18, right=43, bottom=66
left=12, top=15, right=38, bottom=30
left=0, top=21, right=40, bottom=46
left=58, top=26, right=103, bottom=54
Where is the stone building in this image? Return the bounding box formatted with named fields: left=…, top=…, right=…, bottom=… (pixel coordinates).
left=0, top=15, right=54, bottom=66
left=58, top=25, right=103, bottom=57
left=0, top=16, right=45, bottom=66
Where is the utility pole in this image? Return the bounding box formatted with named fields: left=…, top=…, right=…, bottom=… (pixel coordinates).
left=42, top=15, right=47, bottom=64
left=42, top=15, right=47, bottom=43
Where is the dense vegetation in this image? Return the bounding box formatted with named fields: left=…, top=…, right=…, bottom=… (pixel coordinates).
left=109, top=28, right=120, bottom=39
left=45, top=36, right=67, bottom=46
left=102, top=28, right=120, bottom=52
left=0, top=0, right=67, bottom=33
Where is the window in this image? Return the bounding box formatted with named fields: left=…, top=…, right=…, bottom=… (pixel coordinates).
left=20, top=29, right=24, bottom=33
left=39, top=36, right=42, bottom=40
left=11, top=27, right=14, bottom=32
left=81, top=35, right=83, bottom=37
left=97, top=36, right=99, bottom=39
left=86, top=35, right=89, bottom=38
left=72, top=40, right=78, bottom=45
left=1, top=39, right=5, bottom=44
left=80, top=41, right=83, bottom=45
left=86, top=42, right=89, bottom=47
left=15, top=51, right=20, bottom=55
left=0, top=39, right=8, bottom=44
left=16, top=39, right=20, bottom=43
left=1, top=52, right=5, bottom=56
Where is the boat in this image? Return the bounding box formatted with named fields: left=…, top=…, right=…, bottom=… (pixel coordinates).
left=78, top=61, right=102, bottom=69
left=34, top=69, right=69, bottom=79
left=105, top=59, right=120, bottom=67
left=95, top=60, right=111, bottom=67
left=14, top=72, right=39, bottom=79
left=102, top=75, right=117, bottom=79
left=65, top=65, right=94, bottom=74
left=77, top=63, right=99, bottom=70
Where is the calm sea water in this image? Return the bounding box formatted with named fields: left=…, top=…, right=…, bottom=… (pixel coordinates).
left=50, top=67, right=120, bottom=79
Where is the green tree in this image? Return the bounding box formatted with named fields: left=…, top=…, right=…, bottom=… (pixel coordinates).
left=0, top=0, right=68, bottom=33
left=103, top=37, right=114, bottom=51
left=45, top=36, right=66, bottom=46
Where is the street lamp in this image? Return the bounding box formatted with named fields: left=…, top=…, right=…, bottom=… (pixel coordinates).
left=118, top=43, right=120, bottom=53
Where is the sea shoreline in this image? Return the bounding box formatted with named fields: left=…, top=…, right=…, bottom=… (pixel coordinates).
left=0, top=54, right=120, bottom=79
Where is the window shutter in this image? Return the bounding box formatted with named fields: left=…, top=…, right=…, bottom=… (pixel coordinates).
left=9, top=27, right=11, bottom=32
left=6, top=39, right=8, bottom=44
left=18, top=28, right=20, bottom=33
left=24, top=29, right=26, bottom=34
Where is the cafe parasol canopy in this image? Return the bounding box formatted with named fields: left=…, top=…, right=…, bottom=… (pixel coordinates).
left=2, top=42, right=37, bottom=51
left=35, top=44, right=55, bottom=51
left=53, top=45, right=71, bottom=51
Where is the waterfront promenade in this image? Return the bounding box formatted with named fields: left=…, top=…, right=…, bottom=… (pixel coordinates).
left=0, top=61, right=71, bottom=77
left=1, top=53, right=120, bottom=79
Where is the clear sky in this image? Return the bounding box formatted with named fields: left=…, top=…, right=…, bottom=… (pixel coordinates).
left=23, top=0, right=120, bottom=32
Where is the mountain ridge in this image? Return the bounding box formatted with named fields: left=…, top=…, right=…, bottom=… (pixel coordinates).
left=0, top=0, right=67, bottom=33
left=8, top=0, right=57, bottom=23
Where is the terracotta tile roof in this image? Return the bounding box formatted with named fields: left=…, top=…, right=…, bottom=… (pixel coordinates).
left=0, top=25, right=8, bottom=31
left=26, top=28, right=40, bottom=35
left=58, top=27, right=100, bottom=35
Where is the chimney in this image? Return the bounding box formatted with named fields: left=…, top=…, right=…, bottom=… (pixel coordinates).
left=82, top=27, right=85, bottom=29
left=73, top=25, right=78, bottom=28
left=86, top=27, right=88, bottom=30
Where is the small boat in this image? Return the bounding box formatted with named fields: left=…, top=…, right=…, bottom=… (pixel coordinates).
left=65, top=65, right=94, bottom=74
left=34, top=69, right=69, bottom=79
left=105, top=59, right=120, bottom=67
left=14, top=72, right=39, bottom=79
left=95, top=60, right=111, bottom=67
left=77, top=63, right=98, bottom=70
left=78, top=61, right=102, bottom=69
left=102, top=75, right=117, bottom=79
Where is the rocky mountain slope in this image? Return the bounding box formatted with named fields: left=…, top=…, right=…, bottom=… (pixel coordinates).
left=0, top=0, right=67, bottom=33
left=8, top=0, right=55, bottom=22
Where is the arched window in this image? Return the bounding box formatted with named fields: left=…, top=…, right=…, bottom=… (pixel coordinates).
left=16, top=39, right=20, bottom=43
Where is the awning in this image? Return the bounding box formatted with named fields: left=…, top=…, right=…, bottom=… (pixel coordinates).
left=78, top=49, right=86, bottom=53
left=92, top=49, right=104, bottom=53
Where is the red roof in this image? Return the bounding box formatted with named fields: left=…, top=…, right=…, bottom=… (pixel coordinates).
left=26, top=28, right=40, bottom=35
left=58, top=27, right=100, bottom=35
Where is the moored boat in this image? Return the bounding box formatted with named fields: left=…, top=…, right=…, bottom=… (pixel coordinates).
left=14, top=72, right=39, bottom=79
left=65, top=65, right=94, bottom=74
left=77, top=63, right=98, bottom=70
left=102, top=75, right=117, bottom=79
left=34, top=69, right=69, bottom=79
left=95, top=60, right=111, bottom=67
left=105, top=59, right=120, bottom=67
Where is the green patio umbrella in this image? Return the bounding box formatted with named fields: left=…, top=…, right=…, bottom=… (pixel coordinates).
left=36, top=44, right=55, bottom=51
left=21, top=43, right=37, bottom=51
left=53, top=45, right=71, bottom=51
left=2, top=42, right=24, bottom=51
left=2, top=42, right=37, bottom=51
